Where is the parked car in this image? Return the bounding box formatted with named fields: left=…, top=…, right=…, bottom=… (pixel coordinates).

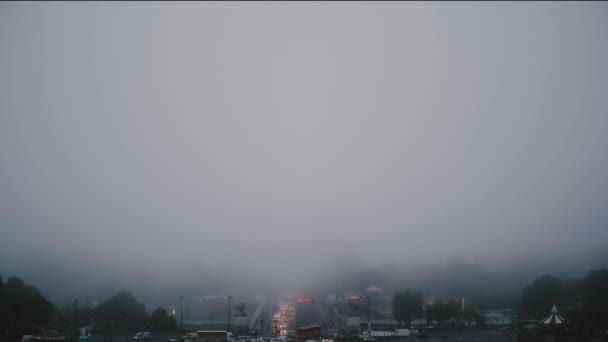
left=182, top=332, right=197, bottom=342
left=133, top=332, right=152, bottom=341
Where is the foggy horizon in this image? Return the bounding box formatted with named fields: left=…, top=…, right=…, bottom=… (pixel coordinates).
left=1, top=2, right=607, bottom=308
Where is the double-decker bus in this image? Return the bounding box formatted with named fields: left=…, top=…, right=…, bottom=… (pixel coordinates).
left=296, top=325, right=320, bottom=342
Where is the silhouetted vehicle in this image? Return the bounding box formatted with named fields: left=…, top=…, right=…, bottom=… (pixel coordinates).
left=30, top=330, right=68, bottom=342
left=133, top=332, right=152, bottom=342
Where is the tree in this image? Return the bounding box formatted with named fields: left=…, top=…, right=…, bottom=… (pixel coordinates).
left=445, top=300, right=461, bottom=320
left=0, top=276, right=5, bottom=330
left=3, top=276, right=55, bottom=328
left=150, top=306, right=176, bottom=332
left=426, top=301, right=451, bottom=325
left=234, top=303, right=247, bottom=317
left=462, top=305, right=484, bottom=327
left=520, top=274, right=562, bottom=319
left=95, top=292, right=148, bottom=335
left=581, top=269, right=608, bottom=330
left=392, top=289, right=424, bottom=326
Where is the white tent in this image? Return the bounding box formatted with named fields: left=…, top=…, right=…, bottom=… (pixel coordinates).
left=538, top=304, right=566, bottom=325
left=364, top=285, right=384, bottom=294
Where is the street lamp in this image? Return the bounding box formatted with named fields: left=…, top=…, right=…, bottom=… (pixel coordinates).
left=73, top=299, right=79, bottom=342
left=180, top=296, right=184, bottom=335
left=260, top=310, right=264, bottom=338
left=366, top=295, right=371, bottom=332
left=226, top=296, right=233, bottom=332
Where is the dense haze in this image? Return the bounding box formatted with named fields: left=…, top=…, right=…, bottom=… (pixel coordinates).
left=1, top=2, right=608, bottom=307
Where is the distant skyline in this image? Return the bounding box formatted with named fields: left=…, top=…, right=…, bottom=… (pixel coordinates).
left=1, top=2, right=607, bottom=305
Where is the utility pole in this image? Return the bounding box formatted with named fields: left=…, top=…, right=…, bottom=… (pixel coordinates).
left=180, top=296, right=184, bottom=335
left=73, top=299, right=79, bottom=342
left=227, top=296, right=233, bottom=332
left=85, top=296, right=90, bottom=325
left=260, top=310, right=264, bottom=338
left=366, top=295, right=370, bottom=332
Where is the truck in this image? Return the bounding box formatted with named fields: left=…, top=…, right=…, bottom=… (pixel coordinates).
left=393, top=329, right=411, bottom=337
left=360, top=329, right=410, bottom=340
left=361, top=331, right=392, bottom=338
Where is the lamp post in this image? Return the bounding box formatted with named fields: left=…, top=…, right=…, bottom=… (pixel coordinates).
left=180, top=296, right=184, bottom=335
left=260, top=310, right=264, bottom=338
left=366, top=295, right=371, bottom=332
left=73, top=299, right=79, bottom=342
left=226, top=296, right=233, bottom=332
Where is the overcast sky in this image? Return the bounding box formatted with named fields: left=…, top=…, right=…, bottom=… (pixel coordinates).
left=1, top=2, right=607, bottom=303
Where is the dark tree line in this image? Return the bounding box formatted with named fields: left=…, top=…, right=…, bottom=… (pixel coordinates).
left=392, top=289, right=423, bottom=326
left=0, top=275, right=176, bottom=337
left=0, top=275, right=55, bottom=333
left=519, top=269, right=608, bottom=338
left=79, top=292, right=177, bottom=334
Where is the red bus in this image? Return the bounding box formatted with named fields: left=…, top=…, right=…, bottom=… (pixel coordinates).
left=296, top=325, right=320, bottom=342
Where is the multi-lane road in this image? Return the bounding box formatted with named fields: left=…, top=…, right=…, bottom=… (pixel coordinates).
left=271, top=301, right=295, bottom=337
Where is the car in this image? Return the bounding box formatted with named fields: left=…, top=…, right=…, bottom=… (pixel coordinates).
left=133, top=332, right=152, bottom=341
left=182, top=333, right=197, bottom=342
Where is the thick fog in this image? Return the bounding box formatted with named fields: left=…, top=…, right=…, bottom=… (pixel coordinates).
left=1, top=2, right=608, bottom=306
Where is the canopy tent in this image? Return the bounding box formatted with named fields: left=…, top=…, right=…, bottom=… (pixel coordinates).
left=364, top=285, right=384, bottom=294
left=539, top=304, right=566, bottom=325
